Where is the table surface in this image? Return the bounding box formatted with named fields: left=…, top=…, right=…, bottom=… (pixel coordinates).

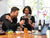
left=0, top=32, right=47, bottom=38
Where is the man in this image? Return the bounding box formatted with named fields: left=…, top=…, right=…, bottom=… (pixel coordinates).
left=1, top=7, right=25, bottom=31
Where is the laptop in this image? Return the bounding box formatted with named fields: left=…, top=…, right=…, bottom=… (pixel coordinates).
left=32, top=24, right=49, bottom=35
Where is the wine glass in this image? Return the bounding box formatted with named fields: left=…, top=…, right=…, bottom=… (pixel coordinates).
left=28, top=15, right=30, bottom=19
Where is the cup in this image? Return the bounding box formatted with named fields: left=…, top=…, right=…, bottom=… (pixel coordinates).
left=46, top=30, right=50, bottom=38
left=24, top=28, right=28, bottom=33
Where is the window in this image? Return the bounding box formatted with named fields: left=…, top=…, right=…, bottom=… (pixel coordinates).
left=8, top=0, right=37, bottom=22
left=8, top=0, right=50, bottom=22
left=39, top=0, right=50, bottom=20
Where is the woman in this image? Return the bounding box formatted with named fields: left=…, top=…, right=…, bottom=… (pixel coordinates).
left=20, top=6, right=35, bottom=31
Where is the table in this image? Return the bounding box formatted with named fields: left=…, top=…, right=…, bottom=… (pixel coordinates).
left=0, top=32, right=47, bottom=38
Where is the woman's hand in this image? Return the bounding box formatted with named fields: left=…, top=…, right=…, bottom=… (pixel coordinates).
left=28, top=20, right=32, bottom=25
left=28, top=20, right=35, bottom=29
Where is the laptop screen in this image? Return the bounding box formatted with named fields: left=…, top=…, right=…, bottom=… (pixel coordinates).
left=41, top=24, right=49, bottom=34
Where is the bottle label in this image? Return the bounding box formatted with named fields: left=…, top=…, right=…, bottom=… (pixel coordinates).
left=38, top=26, right=41, bottom=30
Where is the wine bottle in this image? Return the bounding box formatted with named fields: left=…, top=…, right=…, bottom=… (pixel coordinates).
left=38, top=20, right=42, bottom=32
left=43, top=20, right=45, bottom=28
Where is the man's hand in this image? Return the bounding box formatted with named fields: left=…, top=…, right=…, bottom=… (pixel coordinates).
left=19, top=20, right=25, bottom=26
left=6, top=15, right=12, bottom=23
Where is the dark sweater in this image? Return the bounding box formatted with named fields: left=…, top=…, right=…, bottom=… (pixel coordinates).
left=1, top=13, right=20, bottom=31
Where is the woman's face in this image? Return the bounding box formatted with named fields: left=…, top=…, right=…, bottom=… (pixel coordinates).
left=24, top=8, right=29, bottom=16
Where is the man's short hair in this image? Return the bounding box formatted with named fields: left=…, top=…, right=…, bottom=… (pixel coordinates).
left=11, top=7, right=19, bottom=13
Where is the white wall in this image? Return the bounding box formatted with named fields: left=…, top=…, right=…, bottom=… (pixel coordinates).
left=0, top=0, right=8, bottom=17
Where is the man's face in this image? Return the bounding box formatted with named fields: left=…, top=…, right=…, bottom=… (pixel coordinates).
left=14, top=10, right=19, bottom=17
